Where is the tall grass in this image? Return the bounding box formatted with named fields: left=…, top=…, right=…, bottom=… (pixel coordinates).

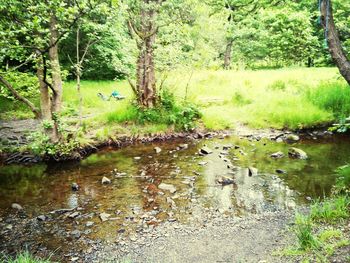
left=0, top=252, right=50, bottom=263
left=306, top=80, right=350, bottom=118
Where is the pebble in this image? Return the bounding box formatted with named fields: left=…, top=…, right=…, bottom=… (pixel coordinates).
left=11, top=203, right=23, bottom=210
left=71, top=183, right=79, bottom=191
left=102, top=176, right=111, bottom=184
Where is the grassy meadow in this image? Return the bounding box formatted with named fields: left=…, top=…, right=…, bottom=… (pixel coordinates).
left=2, top=67, right=350, bottom=143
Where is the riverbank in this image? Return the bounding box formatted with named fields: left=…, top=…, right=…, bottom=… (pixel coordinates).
left=1, top=130, right=350, bottom=262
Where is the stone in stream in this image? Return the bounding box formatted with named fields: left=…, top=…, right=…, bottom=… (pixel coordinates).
left=270, top=151, right=284, bottom=159
left=11, top=203, right=23, bottom=210
left=158, top=183, right=177, bottom=194
left=276, top=169, right=286, bottom=174
left=248, top=167, right=258, bottom=176
left=134, top=156, right=141, bottom=160
left=68, top=212, right=80, bottom=219
left=86, top=221, right=94, bottom=227
left=178, top=144, right=188, bottom=149
left=101, top=176, right=111, bottom=184
left=37, top=215, right=47, bottom=221
left=217, top=176, right=234, bottom=185
left=71, top=230, right=81, bottom=239
left=71, top=183, right=79, bottom=191
left=286, top=134, right=300, bottom=143
left=154, top=147, right=162, bottom=154
left=99, top=212, right=111, bottom=222
left=198, top=161, right=208, bottom=166
left=222, top=144, right=233, bottom=150
left=288, top=147, right=308, bottom=160
left=200, top=146, right=213, bottom=155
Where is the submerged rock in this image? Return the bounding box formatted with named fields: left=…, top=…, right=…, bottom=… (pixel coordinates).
left=200, top=146, right=213, bottom=155
left=71, top=183, right=79, bottom=191
left=158, top=183, right=177, bottom=194
left=217, top=176, right=234, bottom=185
left=154, top=147, right=162, bottom=154
left=270, top=151, right=284, bottom=159
left=99, top=212, right=111, bottom=222
left=101, top=176, right=111, bottom=184
left=11, top=203, right=23, bottom=210
left=198, top=161, right=208, bottom=166
left=288, top=147, right=308, bottom=160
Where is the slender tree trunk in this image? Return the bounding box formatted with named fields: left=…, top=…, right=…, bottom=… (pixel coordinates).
left=224, top=40, right=233, bottom=70
left=48, top=15, right=63, bottom=141
left=36, top=56, right=52, bottom=120
left=0, top=75, right=41, bottom=118
left=320, top=0, right=350, bottom=85
left=135, top=4, right=157, bottom=108
left=76, top=26, right=83, bottom=126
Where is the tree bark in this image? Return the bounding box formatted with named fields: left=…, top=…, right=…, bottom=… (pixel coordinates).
left=48, top=14, right=63, bottom=142
left=133, top=1, right=158, bottom=108
left=224, top=40, right=233, bottom=70
left=320, top=0, right=350, bottom=85
left=49, top=15, right=63, bottom=113
left=36, top=56, right=52, bottom=120
left=0, top=75, right=41, bottom=119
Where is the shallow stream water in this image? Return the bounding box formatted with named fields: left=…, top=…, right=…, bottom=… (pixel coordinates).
left=0, top=134, right=349, bottom=259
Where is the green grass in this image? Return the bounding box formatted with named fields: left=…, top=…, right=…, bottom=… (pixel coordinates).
left=310, top=196, right=350, bottom=224
left=0, top=252, right=51, bottom=263
left=2, top=67, right=349, bottom=142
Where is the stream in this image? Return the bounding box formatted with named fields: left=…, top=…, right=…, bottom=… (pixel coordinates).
left=0, top=132, right=349, bottom=261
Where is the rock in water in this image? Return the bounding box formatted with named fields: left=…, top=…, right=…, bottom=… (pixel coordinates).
left=71, top=182, right=79, bottom=191
left=276, top=169, right=286, bottom=174
left=286, top=134, right=300, bottom=143
left=158, top=183, right=177, bottom=194
left=217, top=176, right=234, bottom=185
left=179, top=144, right=188, bottom=149
left=11, top=203, right=23, bottom=210
left=154, top=147, right=162, bottom=154
left=248, top=167, right=258, bottom=176
left=288, top=147, right=308, bottom=160
left=99, top=212, right=111, bottom=222
left=101, top=176, right=111, bottom=184
left=37, top=215, right=46, bottom=221
left=270, top=151, right=284, bottom=158
left=200, top=146, right=213, bottom=155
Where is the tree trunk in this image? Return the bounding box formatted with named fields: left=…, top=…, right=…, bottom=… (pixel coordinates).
left=48, top=14, right=63, bottom=141
left=320, top=0, right=350, bottom=85
left=36, top=56, right=52, bottom=120
left=135, top=3, right=157, bottom=108
left=0, top=75, right=41, bottom=119
left=224, top=40, right=233, bottom=70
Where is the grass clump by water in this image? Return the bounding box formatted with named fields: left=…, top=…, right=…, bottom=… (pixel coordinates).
left=0, top=251, right=51, bottom=263
left=281, top=165, right=350, bottom=262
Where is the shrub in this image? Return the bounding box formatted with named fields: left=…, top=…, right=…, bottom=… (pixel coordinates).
left=268, top=79, right=287, bottom=91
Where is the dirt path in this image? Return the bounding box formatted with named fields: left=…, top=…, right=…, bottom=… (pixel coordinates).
left=92, top=211, right=295, bottom=263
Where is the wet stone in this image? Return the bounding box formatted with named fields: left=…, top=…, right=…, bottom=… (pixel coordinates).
left=11, top=203, right=23, bottom=210
left=200, top=146, right=213, bottom=155
left=99, top=212, right=111, bottom=222
left=276, top=169, right=286, bottom=174
left=271, top=151, right=284, bottom=158
left=68, top=212, right=80, bottom=219
left=154, top=147, right=162, bottom=154
left=86, top=221, right=94, bottom=227
left=71, top=183, right=79, bottom=191
left=158, top=183, right=177, bottom=194
left=37, top=215, right=47, bottom=221
left=102, top=176, right=111, bottom=184
left=288, top=147, right=308, bottom=160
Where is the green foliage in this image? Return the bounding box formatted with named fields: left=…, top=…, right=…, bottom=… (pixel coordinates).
left=334, top=165, right=350, bottom=195
left=267, top=80, right=287, bottom=91
left=0, top=251, right=50, bottom=263
left=29, top=120, right=80, bottom=157
left=135, top=89, right=201, bottom=131
left=0, top=71, right=39, bottom=100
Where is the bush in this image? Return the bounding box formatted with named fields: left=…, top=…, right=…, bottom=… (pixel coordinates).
left=135, top=89, right=201, bottom=131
